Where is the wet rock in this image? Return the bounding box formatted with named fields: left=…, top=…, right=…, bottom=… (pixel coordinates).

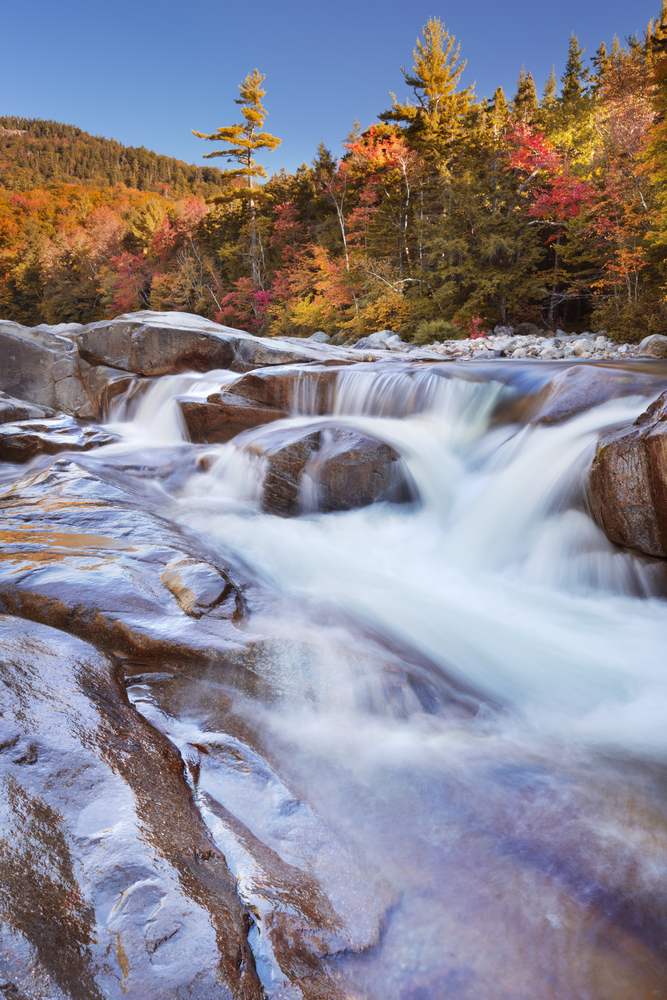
left=0, top=614, right=262, bottom=998
left=0, top=392, right=56, bottom=425
left=588, top=390, right=667, bottom=558
left=81, top=365, right=145, bottom=421
left=243, top=424, right=411, bottom=516
left=161, top=555, right=237, bottom=618
left=0, top=459, right=258, bottom=671
left=303, top=428, right=415, bottom=512
left=253, top=428, right=323, bottom=516
left=637, top=334, right=667, bottom=358
left=531, top=366, right=663, bottom=425
left=0, top=417, right=119, bottom=464
left=180, top=393, right=287, bottom=445
left=226, top=365, right=341, bottom=414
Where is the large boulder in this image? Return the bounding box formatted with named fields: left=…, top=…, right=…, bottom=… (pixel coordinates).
left=588, top=391, right=667, bottom=557
left=0, top=416, right=119, bottom=464
left=0, top=614, right=262, bottom=998
left=637, top=334, right=667, bottom=358
left=0, top=320, right=92, bottom=416
left=78, top=314, right=237, bottom=375
left=241, top=423, right=414, bottom=516
left=81, top=364, right=147, bottom=421
left=77, top=311, right=345, bottom=377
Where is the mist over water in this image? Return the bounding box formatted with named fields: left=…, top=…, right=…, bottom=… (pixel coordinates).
left=106, top=361, right=667, bottom=997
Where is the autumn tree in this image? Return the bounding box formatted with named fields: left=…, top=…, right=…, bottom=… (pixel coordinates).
left=379, top=17, right=472, bottom=173
left=193, top=70, right=281, bottom=285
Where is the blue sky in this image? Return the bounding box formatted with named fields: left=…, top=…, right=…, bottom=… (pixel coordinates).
left=1, top=0, right=660, bottom=177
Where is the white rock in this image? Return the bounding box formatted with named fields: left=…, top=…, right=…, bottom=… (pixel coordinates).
left=512, top=348, right=528, bottom=358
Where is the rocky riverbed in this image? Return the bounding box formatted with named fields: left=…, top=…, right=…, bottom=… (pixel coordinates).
left=1, top=311, right=667, bottom=999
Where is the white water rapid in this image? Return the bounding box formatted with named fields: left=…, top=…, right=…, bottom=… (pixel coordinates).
left=101, top=360, right=667, bottom=998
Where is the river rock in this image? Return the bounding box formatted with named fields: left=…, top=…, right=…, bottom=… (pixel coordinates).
left=531, top=365, right=663, bottom=425
left=588, top=391, right=667, bottom=557
left=226, top=365, right=341, bottom=414
left=0, top=391, right=57, bottom=424
left=81, top=364, right=146, bottom=421
left=0, top=416, right=120, bottom=464
left=0, top=459, right=262, bottom=675
left=77, top=312, right=343, bottom=378
left=0, top=320, right=91, bottom=415
left=0, top=614, right=262, bottom=998
left=637, top=334, right=667, bottom=358
left=78, top=314, right=237, bottom=376
left=242, top=424, right=411, bottom=516
left=180, top=392, right=288, bottom=444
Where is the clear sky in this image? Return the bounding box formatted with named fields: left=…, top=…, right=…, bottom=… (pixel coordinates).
left=1, top=0, right=660, bottom=177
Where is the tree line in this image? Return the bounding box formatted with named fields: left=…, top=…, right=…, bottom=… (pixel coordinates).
left=3, top=7, right=667, bottom=341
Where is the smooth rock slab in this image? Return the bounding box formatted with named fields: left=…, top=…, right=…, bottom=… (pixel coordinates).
left=0, top=416, right=119, bottom=464
left=0, top=614, right=262, bottom=999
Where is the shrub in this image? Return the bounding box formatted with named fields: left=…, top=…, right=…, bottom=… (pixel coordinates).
left=412, top=317, right=463, bottom=345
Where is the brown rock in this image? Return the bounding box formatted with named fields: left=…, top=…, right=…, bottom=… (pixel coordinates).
left=243, top=423, right=412, bottom=516
left=226, top=365, right=341, bottom=414
left=78, top=316, right=237, bottom=376
left=180, top=392, right=287, bottom=444
left=303, top=428, right=414, bottom=512
left=588, top=390, right=667, bottom=557
left=0, top=417, right=119, bottom=464
left=81, top=364, right=146, bottom=420
left=514, top=322, right=544, bottom=338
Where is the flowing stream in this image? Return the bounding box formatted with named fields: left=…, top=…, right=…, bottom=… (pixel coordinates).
left=99, top=361, right=667, bottom=998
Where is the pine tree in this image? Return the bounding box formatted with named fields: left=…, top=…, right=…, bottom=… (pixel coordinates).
left=561, top=34, right=591, bottom=105
left=379, top=17, right=472, bottom=171
left=193, top=70, right=281, bottom=285
left=511, top=70, right=538, bottom=122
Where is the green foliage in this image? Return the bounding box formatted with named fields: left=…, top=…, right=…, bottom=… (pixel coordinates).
left=412, top=317, right=461, bottom=344
left=0, top=117, right=228, bottom=198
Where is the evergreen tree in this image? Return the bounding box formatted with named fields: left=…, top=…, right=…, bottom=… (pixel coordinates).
left=561, top=34, right=591, bottom=104
left=193, top=70, right=281, bottom=284
left=511, top=70, right=538, bottom=122
left=379, top=17, right=472, bottom=171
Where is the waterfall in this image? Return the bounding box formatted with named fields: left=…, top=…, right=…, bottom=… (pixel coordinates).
left=98, top=359, right=667, bottom=998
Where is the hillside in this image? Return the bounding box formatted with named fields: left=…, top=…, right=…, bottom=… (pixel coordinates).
left=0, top=116, right=229, bottom=199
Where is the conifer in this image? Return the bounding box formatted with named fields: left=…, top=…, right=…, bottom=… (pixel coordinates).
left=193, top=70, right=281, bottom=284
left=379, top=17, right=472, bottom=170
left=511, top=70, right=538, bottom=122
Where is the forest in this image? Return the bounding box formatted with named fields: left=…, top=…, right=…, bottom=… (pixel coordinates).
left=2, top=5, right=667, bottom=343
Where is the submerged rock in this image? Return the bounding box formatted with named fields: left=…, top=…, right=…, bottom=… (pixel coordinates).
left=0, top=614, right=262, bottom=998
left=588, top=391, right=667, bottom=557
left=0, top=416, right=119, bottom=464
left=531, top=365, right=662, bottom=425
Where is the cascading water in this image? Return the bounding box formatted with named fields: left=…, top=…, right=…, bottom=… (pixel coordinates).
left=90, top=360, right=667, bottom=998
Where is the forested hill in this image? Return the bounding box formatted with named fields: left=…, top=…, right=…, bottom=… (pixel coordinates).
left=0, top=117, right=228, bottom=198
